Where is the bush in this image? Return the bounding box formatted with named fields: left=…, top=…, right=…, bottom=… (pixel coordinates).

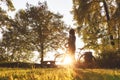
left=0, top=62, right=41, bottom=68
left=96, top=51, right=120, bottom=68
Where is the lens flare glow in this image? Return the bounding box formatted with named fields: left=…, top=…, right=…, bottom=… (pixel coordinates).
left=63, top=56, right=72, bottom=65
left=55, top=54, right=74, bottom=66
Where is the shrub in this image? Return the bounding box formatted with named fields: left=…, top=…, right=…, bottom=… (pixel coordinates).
left=96, top=51, right=120, bottom=68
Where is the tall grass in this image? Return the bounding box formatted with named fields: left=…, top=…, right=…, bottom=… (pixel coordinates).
left=0, top=68, right=120, bottom=80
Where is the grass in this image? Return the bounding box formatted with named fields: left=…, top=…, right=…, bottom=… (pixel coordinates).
left=0, top=68, right=120, bottom=80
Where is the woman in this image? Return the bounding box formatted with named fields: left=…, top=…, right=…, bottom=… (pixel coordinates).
left=67, top=29, right=76, bottom=63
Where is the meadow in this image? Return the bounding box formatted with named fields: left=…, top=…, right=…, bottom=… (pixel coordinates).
left=0, top=68, right=120, bottom=80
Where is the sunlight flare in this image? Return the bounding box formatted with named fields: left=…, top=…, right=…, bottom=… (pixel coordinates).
left=55, top=55, right=73, bottom=66
left=63, top=56, right=72, bottom=65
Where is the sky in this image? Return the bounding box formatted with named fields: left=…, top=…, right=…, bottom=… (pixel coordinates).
left=12, top=0, right=75, bottom=28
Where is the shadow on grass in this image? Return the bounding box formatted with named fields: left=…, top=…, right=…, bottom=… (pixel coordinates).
left=73, top=69, right=120, bottom=80
left=0, top=77, right=9, bottom=80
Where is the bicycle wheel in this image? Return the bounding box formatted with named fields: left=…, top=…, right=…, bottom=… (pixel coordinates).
left=54, top=54, right=65, bottom=65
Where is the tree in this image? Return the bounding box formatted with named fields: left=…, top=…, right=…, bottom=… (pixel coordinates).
left=0, top=0, right=15, bottom=27
left=15, top=2, right=68, bottom=63
left=0, top=0, right=15, bottom=62
left=72, top=0, right=120, bottom=53
left=1, top=1, right=68, bottom=63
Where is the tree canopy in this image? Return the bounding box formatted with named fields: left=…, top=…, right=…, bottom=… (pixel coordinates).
left=0, top=1, right=68, bottom=63
left=72, top=0, right=120, bottom=53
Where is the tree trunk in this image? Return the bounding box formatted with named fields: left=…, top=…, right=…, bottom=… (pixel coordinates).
left=40, top=43, right=44, bottom=64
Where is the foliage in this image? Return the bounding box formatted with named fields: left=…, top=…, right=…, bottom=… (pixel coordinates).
left=0, top=1, right=68, bottom=62
left=14, top=2, right=68, bottom=63
left=96, top=51, right=120, bottom=68
left=0, top=68, right=120, bottom=80
left=0, top=0, right=15, bottom=62
left=0, top=0, right=15, bottom=11
left=72, top=0, right=120, bottom=53
left=0, top=0, right=15, bottom=26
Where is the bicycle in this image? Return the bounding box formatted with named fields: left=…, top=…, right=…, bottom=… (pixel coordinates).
left=76, top=48, right=97, bottom=68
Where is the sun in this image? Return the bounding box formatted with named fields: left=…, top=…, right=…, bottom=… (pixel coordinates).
left=55, top=54, right=74, bottom=66
left=63, top=55, right=73, bottom=65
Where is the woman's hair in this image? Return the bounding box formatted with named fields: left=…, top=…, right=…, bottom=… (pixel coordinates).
left=69, top=29, right=75, bottom=35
